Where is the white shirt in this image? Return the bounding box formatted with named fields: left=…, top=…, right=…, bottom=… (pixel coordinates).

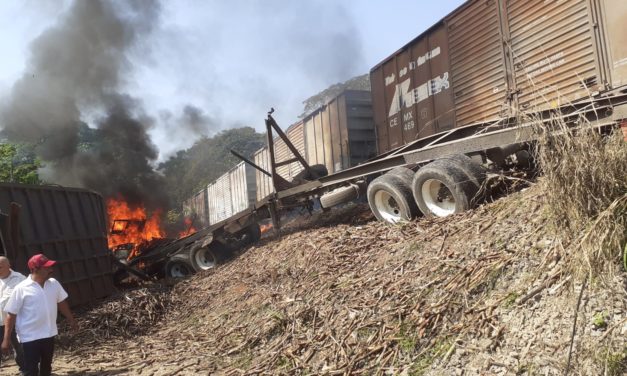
left=0, top=269, right=26, bottom=324
left=4, top=276, right=68, bottom=343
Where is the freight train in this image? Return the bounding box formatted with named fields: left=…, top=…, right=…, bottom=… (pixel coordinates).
left=136, top=0, right=627, bottom=278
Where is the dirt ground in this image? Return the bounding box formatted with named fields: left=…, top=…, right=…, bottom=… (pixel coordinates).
left=1, top=186, right=625, bottom=375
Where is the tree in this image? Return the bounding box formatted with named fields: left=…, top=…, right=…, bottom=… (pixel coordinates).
left=158, top=127, right=266, bottom=208
left=299, top=73, right=370, bottom=118
left=0, top=143, right=42, bottom=184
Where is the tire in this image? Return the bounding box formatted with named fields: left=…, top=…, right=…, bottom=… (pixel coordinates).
left=412, top=159, right=480, bottom=217
left=291, top=164, right=329, bottom=183
left=189, top=245, right=220, bottom=272
left=387, top=166, right=415, bottom=186
left=320, top=184, right=360, bottom=208
left=367, top=174, right=420, bottom=223
left=439, top=155, right=486, bottom=188
left=164, top=254, right=195, bottom=278
left=165, top=254, right=194, bottom=278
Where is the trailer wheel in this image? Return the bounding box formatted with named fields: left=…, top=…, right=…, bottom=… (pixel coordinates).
left=387, top=166, right=415, bottom=185
left=412, top=159, right=480, bottom=217
left=367, top=174, right=419, bottom=223
left=189, top=246, right=219, bottom=271
left=440, top=155, right=486, bottom=188
left=320, top=184, right=360, bottom=208
left=164, top=254, right=194, bottom=278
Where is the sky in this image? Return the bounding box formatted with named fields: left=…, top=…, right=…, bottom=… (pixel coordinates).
left=0, top=0, right=466, bottom=160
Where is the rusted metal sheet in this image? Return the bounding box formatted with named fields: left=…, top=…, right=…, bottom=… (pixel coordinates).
left=599, top=0, right=627, bottom=88
left=448, top=0, right=508, bottom=126
left=182, top=189, right=209, bottom=228
left=370, top=21, right=458, bottom=154
left=370, top=0, right=625, bottom=154
left=0, top=183, right=114, bottom=307
left=507, top=0, right=599, bottom=112
left=302, top=90, right=376, bottom=173
left=254, top=147, right=273, bottom=201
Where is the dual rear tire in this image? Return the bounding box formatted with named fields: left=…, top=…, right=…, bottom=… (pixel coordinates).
left=367, top=155, right=486, bottom=222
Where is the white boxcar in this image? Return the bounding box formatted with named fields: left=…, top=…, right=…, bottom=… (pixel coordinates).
left=207, top=161, right=256, bottom=225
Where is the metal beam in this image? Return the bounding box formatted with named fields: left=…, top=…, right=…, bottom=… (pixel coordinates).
left=230, top=149, right=271, bottom=177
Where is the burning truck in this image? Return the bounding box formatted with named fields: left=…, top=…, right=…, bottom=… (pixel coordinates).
left=107, top=197, right=262, bottom=280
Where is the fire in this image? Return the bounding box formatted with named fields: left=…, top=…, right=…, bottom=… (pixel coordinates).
left=178, top=217, right=197, bottom=238
left=260, top=223, right=273, bottom=234
left=107, top=198, right=165, bottom=257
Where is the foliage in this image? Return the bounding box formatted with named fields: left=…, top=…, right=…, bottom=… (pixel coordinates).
left=157, top=127, right=266, bottom=210
left=533, top=119, right=627, bottom=282
left=299, top=73, right=370, bottom=119
left=0, top=143, right=42, bottom=184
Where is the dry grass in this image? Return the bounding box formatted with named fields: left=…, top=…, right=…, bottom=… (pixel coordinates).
left=531, top=114, right=626, bottom=281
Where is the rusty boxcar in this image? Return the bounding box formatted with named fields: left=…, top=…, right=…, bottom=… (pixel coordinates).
left=371, top=0, right=627, bottom=154
left=0, top=183, right=115, bottom=307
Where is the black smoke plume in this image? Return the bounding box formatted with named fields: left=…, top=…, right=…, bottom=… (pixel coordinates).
left=0, top=0, right=168, bottom=210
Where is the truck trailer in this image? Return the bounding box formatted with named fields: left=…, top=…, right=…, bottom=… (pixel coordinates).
left=134, top=0, right=627, bottom=278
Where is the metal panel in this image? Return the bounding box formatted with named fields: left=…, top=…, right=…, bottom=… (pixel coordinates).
left=300, top=90, right=376, bottom=173
left=286, top=122, right=306, bottom=178
left=312, top=112, right=326, bottom=168
left=370, top=67, right=388, bottom=155
left=599, top=0, right=627, bottom=88
left=371, top=22, right=456, bottom=154
left=321, top=108, right=334, bottom=173
left=304, top=116, right=319, bottom=166
left=207, top=172, right=233, bottom=225
left=183, top=189, right=209, bottom=228
left=274, top=136, right=291, bottom=180
left=427, top=25, right=456, bottom=133
left=329, top=100, right=342, bottom=173
left=344, top=91, right=377, bottom=167
left=254, top=147, right=274, bottom=201
left=507, top=0, right=599, bottom=112
left=448, top=0, right=509, bottom=126
left=228, top=162, right=256, bottom=217
left=0, top=183, right=114, bottom=307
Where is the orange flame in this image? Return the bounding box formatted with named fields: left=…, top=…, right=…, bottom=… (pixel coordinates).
left=260, top=223, right=273, bottom=234
left=178, top=217, right=197, bottom=238
left=107, top=198, right=165, bottom=255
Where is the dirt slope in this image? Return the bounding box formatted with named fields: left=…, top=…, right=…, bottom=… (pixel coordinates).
left=2, top=185, right=624, bottom=376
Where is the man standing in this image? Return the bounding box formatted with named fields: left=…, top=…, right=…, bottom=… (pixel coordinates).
left=1, top=254, right=78, bottom=376
left=0, top=256, right=26, bottom=372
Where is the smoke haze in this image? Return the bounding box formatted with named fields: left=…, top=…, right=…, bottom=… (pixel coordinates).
left=0, top=0, right=168, bottom=208
left=0, top=0, right=366, bottom=208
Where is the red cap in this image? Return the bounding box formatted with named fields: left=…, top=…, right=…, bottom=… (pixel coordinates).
left=27, top=254, right=57, bottom=270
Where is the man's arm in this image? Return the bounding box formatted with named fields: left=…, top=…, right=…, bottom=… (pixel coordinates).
left=1, top=313, right=16, bottom=354
left=0, top=281, right=12, bottom=312
left=58, top=299, right=78, bottom=332
left=0, top=274, right=24, bottom=312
